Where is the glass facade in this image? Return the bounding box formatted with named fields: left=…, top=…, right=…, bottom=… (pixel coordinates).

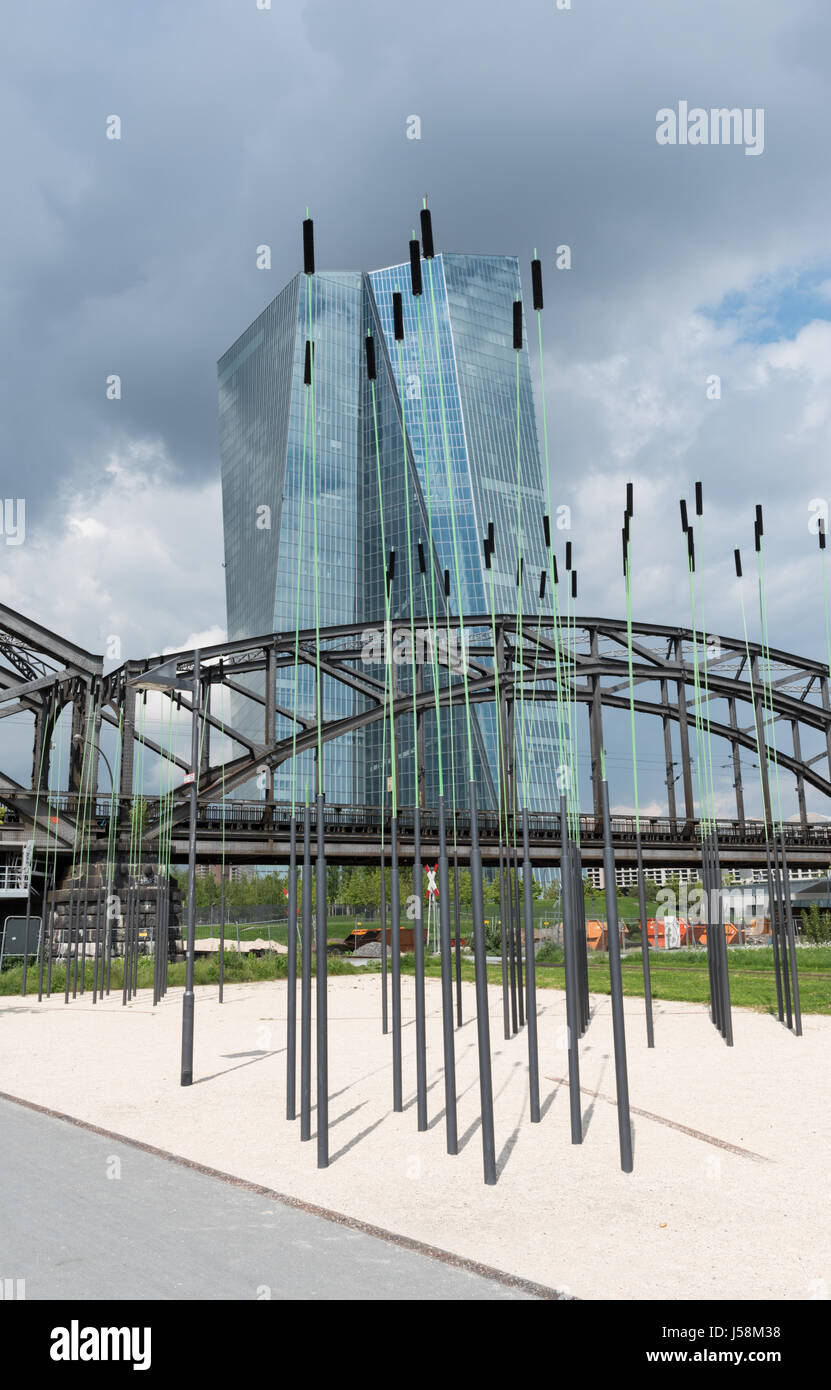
left=219, top=253, right=559, bottom=811
left=369, top=254, right=560, bottom=812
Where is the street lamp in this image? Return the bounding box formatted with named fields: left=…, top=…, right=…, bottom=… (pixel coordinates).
left=130, top=651, right=201, bottom=1086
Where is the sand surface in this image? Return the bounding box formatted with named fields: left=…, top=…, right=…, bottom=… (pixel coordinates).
left=1, top=976, right=828, bottom=1300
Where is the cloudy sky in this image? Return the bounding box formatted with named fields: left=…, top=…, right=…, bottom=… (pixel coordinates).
left=4, top=0, right=831, bottom=813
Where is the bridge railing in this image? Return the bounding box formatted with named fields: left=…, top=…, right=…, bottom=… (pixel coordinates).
left=6, top=792, right=831, bottom=851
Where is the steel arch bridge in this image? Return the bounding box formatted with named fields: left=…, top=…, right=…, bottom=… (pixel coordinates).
left=2, top=602, right=831, bottom=870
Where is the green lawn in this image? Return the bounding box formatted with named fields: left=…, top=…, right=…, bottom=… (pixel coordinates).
left=530, top=945, right=831, bottom=1015
left=193, top=907, right=562, bottom=948
left=4, top=944, right=828, bottom=1014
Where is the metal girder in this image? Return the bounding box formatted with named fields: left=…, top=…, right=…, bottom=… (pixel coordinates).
left=0, top=774, right=77, bottom=848
left=0, top=642, right=42, bottom=682
left=5, top=610, right=831, bottom=851
left=0, top=669, right=79, bottom=707
left=0, top=602, right=102, bottom=677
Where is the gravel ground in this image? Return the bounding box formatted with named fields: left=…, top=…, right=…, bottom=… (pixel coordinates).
left=1, top=975, right=828, bottom=1300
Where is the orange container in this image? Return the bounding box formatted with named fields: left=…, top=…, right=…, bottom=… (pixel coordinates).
left=694, top=921, right=739, bottom=947
left=585, top=919, right=606, bottom=951
left=646, top=917, right=693, bottom=947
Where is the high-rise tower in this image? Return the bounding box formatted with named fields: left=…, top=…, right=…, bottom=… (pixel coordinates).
left=219, top=251, right=558, bottom=810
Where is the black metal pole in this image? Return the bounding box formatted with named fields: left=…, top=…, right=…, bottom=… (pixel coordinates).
left=521, top=808, right=540, bottom=1122
left=45, top=874, right=56, bottom=999
left=506, top=847, right=519, bottom=1034
left=121, top=881, right=131, bottom=1005
left=180, top=650, right=200, bottom=1087
left=412, top=805, right=427, bottom=1131
left=125, top=869, right=134, bottom=1005
left=286, top=816, right=298, bottom=1118
left=778, top=829, right=802, bottom=1037
left=560, top=795, right=582, bottom=1144
left=708, top=828, right=722, bottom=1039
left=708, top=838, right=724, bottom=1038
left=37, top=871, right=52, bottom=1004
left=105, top=864, right=116, bottom=998
left=72, top=876, right=82, bottom=999
left=468, top=780, right=497, bottom=1185
left=93, top=878, right=103, bottom=1000
left=158, top=882, right=165, bottom=1007
left=132, top=877, right=140, bottom=998
left=159, top=880, right=167, bottom=1007
left=573, top=843, right=589, bottom=1033
left=704, top=836, right=720, bottom=1033
left=94, top=879, right=103, bottom=998
left=78, top=882, right=88, bottom=996
left=772, top=834, right=792, bottom=1028
left=498, top=841, right=511, bottom=1039
left=218, top=867, right=226, bottom=1004
left=390, top=815, right=403, bottom=1110
left=764, top=840, right=784, bottom=1022
left=512, top=836, right=525, bottom=1027
left=154, top=883, right=160, bottom=1003
left=712, top=833, right=733, bottom=1046
left=601, top=777, right=633, bottom=1172
left=152, top=883, right=160, bottom=1007
left=635, top=830, right=655, bottom=1047
left=437, top=794, right=458, bottom=1154
left=300, top=804, right=312, bottom=1141
left=160, top=878, right=169, bottom=999
left=75, top=878, right=86, bottom=999
left=65, top=884, right=74, bottom=1005
left=21, top=849, right=34, bottom=998
left=315, top=792, right=328, bottom=1168
left=379, top=856, right=388, bottom=1034
left=452, top=842, right=463, bottom=1026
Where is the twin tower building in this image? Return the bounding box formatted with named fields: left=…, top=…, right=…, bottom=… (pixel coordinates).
left=218, top=242, right=560, bottom=812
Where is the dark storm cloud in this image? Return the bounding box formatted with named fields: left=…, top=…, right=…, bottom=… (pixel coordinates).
left=3, top=0, right=831, bottom=699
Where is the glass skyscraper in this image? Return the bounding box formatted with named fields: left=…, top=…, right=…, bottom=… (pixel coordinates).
left=219, top=251, right=559, bottom=811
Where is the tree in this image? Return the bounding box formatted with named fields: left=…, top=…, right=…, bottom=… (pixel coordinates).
left=454, top=869, right=473, bottom=909
left=483, top=872, right=502, bottom=908
left=643, top=877, right=660, bottom=904
left=327, top=864, right=341, bottom=906
left=340, top=866, right=381, bottom=912
left=802, top=903, right=831, bottom=944
left=663, top=875, right=681, bottom=908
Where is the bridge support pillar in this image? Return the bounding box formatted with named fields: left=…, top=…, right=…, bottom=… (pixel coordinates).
left=200, top=679, right=211, bottom=784
left=791, top=720, right=808, bottom=830
left=119, top=668, right=139, bottom=808
left=728, top=697, right=745, bottom=828
left=660, top=678, right=677, bottom=828
left=31, top=698, right=52, bottom=792
left=68, top=688, right=87, bottom=793
left=675, top=666, right=695, bottom=826
left=822, top=677, right=831, bottom=788
left=751, top=654, right=775, bottom=828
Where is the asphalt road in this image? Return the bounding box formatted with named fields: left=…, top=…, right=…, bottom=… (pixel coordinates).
left=0, top=1098, right=542, bottom=1300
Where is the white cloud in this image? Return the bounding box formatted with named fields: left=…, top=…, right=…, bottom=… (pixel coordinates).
left=0, top=437, right=226, bottom=664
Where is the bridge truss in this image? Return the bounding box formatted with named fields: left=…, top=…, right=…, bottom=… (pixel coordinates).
left=1, top=604, right=830, bottom=866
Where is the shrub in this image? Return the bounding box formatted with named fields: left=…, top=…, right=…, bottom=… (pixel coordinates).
left=801, top=905, right=831, bottom=945
left=535, top=942, right=564, bottom=965
left=484, top=921, right=504, bottom=953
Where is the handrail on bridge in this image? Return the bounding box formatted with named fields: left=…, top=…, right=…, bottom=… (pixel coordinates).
left=19, top=793, right=831, bottom=848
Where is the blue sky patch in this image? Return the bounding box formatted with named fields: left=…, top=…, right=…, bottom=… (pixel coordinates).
left=701, top=266, right=831, bottom=344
